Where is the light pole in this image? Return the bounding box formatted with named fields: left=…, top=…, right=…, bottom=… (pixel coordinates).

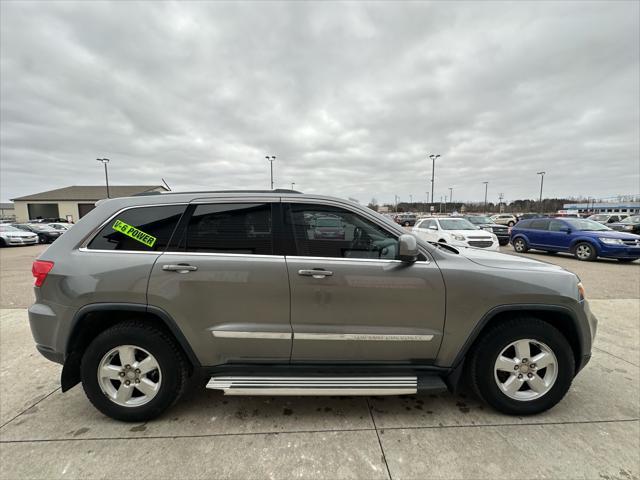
left=96, top=158, right=110, bottom=198
left=483, top=181, right=489, bottom=214
left=395, top=195, right=399, bottom=212
left=265, top=155, right=276, bottom=189
left=449, top=187, right=453, bottom=211
left=537, top=171, right=546, bottom=213
left=409, top=194, right=413, bottom=205
left=429, top=154, right=440, bottom=213
left=291, top=182, right=295, bottom=190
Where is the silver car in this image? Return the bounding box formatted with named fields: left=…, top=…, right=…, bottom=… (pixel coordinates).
left=28, top=191, right=597, bottom=422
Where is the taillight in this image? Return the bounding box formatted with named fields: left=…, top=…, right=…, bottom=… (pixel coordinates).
left=32, top=260, right=54, bottom=287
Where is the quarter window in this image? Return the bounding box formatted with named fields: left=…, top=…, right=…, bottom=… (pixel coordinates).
left=180, top=203, right=272, bottom=254
left=88, top=205, right=185, bottom=251
left=286, top=204, right=399, bottom=259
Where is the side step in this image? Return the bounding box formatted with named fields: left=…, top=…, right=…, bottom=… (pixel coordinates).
left=206, top=376, right=447, bottom=396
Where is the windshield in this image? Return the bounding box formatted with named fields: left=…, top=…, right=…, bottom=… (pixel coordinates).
left=27, top=224, right=51, bottom=231
left=466, top=216, right=492, bottom=224
left=588, top=214, right=608, bottom=221
left=439, top=219, right=478, bottom=230
left=621, top=215, right=640, bottom=224
left=316, top=218, right=341, bottom=227
left=0, top=225, right=21, bottom=232
left=564, top=218, right=611, bottom=231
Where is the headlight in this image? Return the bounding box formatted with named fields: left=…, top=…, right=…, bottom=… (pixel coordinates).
left=624, top=225, right=634, bottom=230
left=599, top=237, right=624, bottom=245
left=482, top=227, right=493, bottom=232
left=577, top=281, right=586, bottom=301
left=451, top=234, right=465, bottom=241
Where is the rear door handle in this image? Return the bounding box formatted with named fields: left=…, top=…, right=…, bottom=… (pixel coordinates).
left=298, top=269, right=333, bottom=278
left=162, top=264, right=198, bottom=273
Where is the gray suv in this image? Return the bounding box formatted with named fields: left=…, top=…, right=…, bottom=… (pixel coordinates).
left=28, top=191, right=597, bottom=422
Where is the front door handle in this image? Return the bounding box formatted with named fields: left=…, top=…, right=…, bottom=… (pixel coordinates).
left=162, top=264, right=198, bottom=273
left=298, top=269, right=333, bottom=278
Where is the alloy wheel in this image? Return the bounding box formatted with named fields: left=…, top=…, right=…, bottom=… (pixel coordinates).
left=97, top=345, right=162, bottom=407
left=493, top=339, right=558, bottom=401
left=575, top=244, right=592, bottom=260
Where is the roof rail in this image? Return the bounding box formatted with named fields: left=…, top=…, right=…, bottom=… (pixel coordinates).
left=135, top=189, right=303, bottom=196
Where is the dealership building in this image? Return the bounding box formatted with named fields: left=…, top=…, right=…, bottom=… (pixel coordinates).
left=563, top=201, right=640, bottom=215
left=11, top=185, right=168, bottom=222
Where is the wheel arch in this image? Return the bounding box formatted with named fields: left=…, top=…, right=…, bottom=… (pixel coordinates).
left=62, top=303, right=199, bottom=392
left=451, top=304, right=587, bottom=377
left=569, top=237, right=600, bottom=253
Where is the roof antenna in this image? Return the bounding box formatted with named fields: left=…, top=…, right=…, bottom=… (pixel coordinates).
left=161, top=178, right=172, bottom=191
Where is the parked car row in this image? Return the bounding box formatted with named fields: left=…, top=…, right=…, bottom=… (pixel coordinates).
left=0, top=222, right=71, bottom=247
left=412, top=217, right=500, bottom=251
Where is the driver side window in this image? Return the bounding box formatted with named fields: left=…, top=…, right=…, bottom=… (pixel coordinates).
left=286, top=204, right=399, bottom=259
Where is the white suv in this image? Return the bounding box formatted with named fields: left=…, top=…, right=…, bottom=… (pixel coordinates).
left=490, top=214, right=518, bottom=226
left=413, top=217, right=499, bottom=251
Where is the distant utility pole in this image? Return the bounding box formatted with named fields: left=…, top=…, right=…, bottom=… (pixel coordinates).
left=395, top=195, right=399, bottom=212
left=290, top=182, right=295, bottom=190
left=409, top=194, right=413, bottom=204
left=483, top=181, right=489, bottom=214
left=537, top=171, right=546, bottom=213
left=429, top=154, right=440, bottom=212
left=96, top=158, right=110, bottom=198
left=499, top=192, right=504, bottom=213
left=449, top=187, right=453, bottom=209
left=425, top=191, right=430, bottom=205
left=439, top=196, right=443, bottom=214
left=265, top=155, right=276, bottom=189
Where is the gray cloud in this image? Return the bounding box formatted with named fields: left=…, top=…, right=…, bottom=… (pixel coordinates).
left=1, top=1, right=638, bottom=205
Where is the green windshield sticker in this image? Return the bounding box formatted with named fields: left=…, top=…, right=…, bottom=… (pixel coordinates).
left=112, top=220, right=156, bottom=248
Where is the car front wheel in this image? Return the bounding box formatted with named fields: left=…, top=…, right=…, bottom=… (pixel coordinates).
left=574, top=242, right=597, bottom=261
left=81, top=321, right=188, bottom=422
left=469, top=317, right=574, bottom=415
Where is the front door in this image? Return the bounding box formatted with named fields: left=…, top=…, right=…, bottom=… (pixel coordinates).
left=283, top=202, right=446, bottom=363
left=147, top=201, right=292, bottom=366
left=545, top=219, right=572, bottom=251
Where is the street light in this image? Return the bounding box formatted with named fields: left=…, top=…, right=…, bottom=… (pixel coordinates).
left=449, top=187, right=453, bottom=211
left=483, top=181, right=489, bottom=214
left=265, top=155, right=276, bottom=189
left=96, top=158, right=110, bottom=198
left=429, top=154, right=440, bottom=212
left=291, top=182, right=295, bottom=190
left=537, top=171, right=546, bottom=213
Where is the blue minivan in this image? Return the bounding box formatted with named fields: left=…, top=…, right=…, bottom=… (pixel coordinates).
left=511, top=217, right=640, bottom=262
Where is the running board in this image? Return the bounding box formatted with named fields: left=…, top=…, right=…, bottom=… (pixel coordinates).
left=206, top=376, right=447, bottom=396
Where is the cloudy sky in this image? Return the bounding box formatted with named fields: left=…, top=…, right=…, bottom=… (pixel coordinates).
left=1, top=1, right=638, bottom=205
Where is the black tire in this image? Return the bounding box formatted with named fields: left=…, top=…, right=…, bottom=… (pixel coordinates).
left=507, top=221, right=515, bottom=227
left=403, top=221, right=410, bottom=227
left=0, top=238, right=6, bottom=247
left=573, top=242, right=597, bottom=261
left=498, top=239, right=509, bottom=246
left=512, top=237, right=528, bottom=253
left=469, top=317, right=574, bottom=415
left=81, top=321, right=189, bottom=422
left=617, top=258, right=636, bottom=263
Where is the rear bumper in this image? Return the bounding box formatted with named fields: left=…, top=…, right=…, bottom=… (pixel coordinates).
left=28, top=302, right=70, bottom=365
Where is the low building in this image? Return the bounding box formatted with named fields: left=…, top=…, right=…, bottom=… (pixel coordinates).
left=0, top=202, right=15, bottom=221
left=11, top=185, right=168, bottom=222
left=563, top=201, right=640, bottom=215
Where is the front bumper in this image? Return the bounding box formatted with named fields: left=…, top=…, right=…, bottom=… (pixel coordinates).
left=576, top=299, right=598, bottom=374
left=4, top=237, right=38, bottom=245
left=598, top=244, right=640, bottom=259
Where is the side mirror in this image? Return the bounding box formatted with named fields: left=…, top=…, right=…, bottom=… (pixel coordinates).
left=398, top=234, right=418, bottom=263
left=428, top=225, right=438, bottom=230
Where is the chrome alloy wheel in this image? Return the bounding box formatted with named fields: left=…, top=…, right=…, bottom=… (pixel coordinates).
left=493, top=339, right=558, bottom=401
left=98, top=345, right=162, bottom=407
left=513, top=239, right=526, bottom=252
left=575, top=244, right=593, bottom=260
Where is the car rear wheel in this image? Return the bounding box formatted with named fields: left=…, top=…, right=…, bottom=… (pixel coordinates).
left=403, top=221, right=410, bottom=226
left=512, top=237, right=528, bottom=253
left=508, top=221, right=515, bottom=227
left=81, top=321, right=188, bottom=422
left=469, top=317, right=574, bottom=415
left=574, top=242, right=597, bottom=261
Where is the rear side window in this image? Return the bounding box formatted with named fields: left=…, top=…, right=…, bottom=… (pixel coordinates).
left=88, top=205, right=185, bottom=251
left=529, top=219, right=550, bottom=230
left=179, top=203, right=272, bottom=254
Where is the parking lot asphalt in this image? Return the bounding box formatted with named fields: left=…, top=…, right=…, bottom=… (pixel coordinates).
left=0, top=244, right=638, bottom=479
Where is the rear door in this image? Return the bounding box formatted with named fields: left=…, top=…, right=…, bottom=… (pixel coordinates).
left=283, top=202, right=445, bottom=363
left=147, top=200, right=291, bottom=366
left=546, top=219, right=572, bottom=251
